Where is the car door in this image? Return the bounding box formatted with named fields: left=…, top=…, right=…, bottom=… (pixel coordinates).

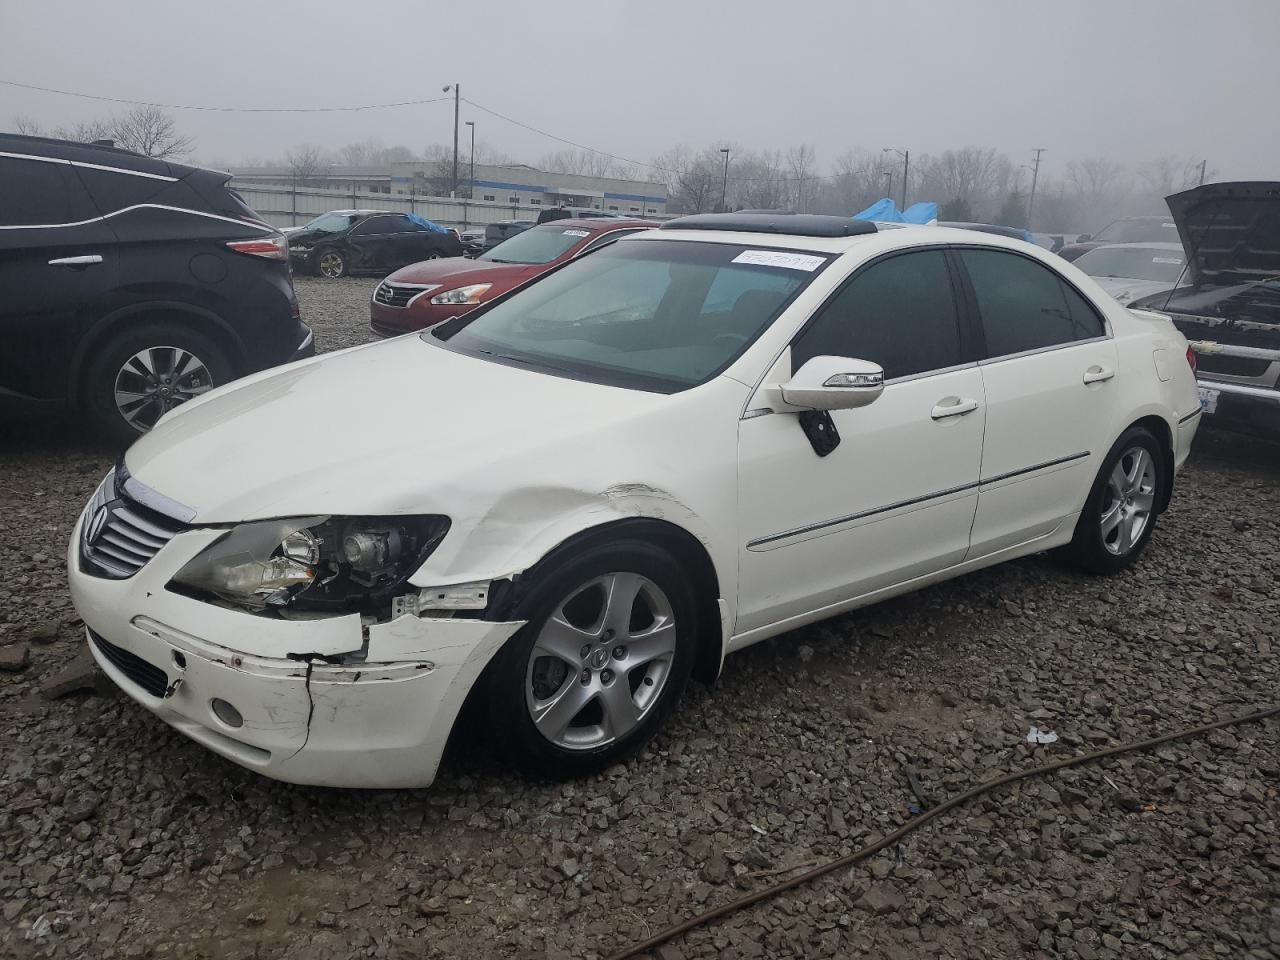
left=0, top=155, right=116, bottom=406
left=347, top=215, right=398, bottom=269
left=735, top=248, right=986, bottom=636
left=954, top=247, right=1118, bottom=557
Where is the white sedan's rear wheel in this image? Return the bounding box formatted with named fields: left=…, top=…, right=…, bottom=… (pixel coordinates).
left=1064, top=426, right=1164, bottom=575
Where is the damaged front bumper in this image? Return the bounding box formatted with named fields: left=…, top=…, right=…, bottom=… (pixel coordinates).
left=67, top=515, right=523, bottom=788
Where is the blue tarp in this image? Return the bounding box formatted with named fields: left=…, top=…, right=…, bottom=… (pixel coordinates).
left=853, top=198, right=939, bottom=224
left=406, top=213, right=449, bottom=234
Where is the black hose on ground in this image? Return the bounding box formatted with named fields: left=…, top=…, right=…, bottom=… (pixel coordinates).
left=607, top=702, right=1280, bottom=960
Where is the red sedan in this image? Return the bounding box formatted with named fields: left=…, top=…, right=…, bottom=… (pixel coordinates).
left=369, top=218, right=658, bottom=336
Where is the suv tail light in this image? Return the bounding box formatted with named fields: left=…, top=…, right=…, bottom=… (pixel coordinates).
left=1186, top=346, right=1197, bottom=372
left=226, top=235, right=289, bottom=261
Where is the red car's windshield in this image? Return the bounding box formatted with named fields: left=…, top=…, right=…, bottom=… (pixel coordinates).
left=480, top=225, right=589, bottom=265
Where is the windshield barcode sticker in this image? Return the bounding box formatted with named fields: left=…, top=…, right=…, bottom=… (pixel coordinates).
left=562, top=229, right=590, bottom=237
left=732, top=250, right=825, bottom=272
left=1152, top=257, right=1182, bottom=264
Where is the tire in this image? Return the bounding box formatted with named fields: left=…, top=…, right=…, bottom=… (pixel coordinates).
left=314, top=247, right=348, bottom=278
left=484, top=539, right=697, bottom=779
left=1063, top=426, right=1163, bottom=575
left=83, top=323, right=234, bottom=444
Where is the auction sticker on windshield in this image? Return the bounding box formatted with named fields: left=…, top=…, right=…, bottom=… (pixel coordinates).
left=732, top=250, right=825, bottom=272
left=563, top=229, right=590, bottom=238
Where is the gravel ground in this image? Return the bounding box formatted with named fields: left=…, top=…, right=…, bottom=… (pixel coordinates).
left=1, top=276, right=1278, bottom=960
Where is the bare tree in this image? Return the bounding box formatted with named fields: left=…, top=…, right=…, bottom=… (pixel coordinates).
left=786, top=144, right=816, bottom=212
left=538, top=148, right=627, bottom=179
left=51, top=118, right=115, bottom=144
left=1066, top=157, right=1127, bottom=202
left=285, top=144, right=329, bottom=186
left=12, top=114, right=43, bottom=136
left=111, top=106, right=193, bottom=158
left=916, top=147, right=1010, bottom=218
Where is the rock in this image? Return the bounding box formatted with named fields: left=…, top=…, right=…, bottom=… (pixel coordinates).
left=66, top=794, right=100, bottom=823
left=855, top=885, right=905, bottom=916
left=71, top=822, right=94, bottom=842
left=940, top=689, right=961, bottom=707
left=316, top=912, right=337, bottom=928
left=416, top=897, right=448, bottom=917
left=559, top=858, right=580, bottom=879
left=0, top=643, right=31, bottom=672
left=244, top=911, right=266, bottom=927
left=26, top=620, right=61, bottom=644
left=1231, top=518, right=1249, bottom=532
left=797, top=644, right=814, bottom=663
left=40, top=647, right=102, bottom=699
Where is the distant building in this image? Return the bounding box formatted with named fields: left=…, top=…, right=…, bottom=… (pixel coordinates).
left=229, top=161, right=668, bottom=215
left=391, top=161, right=668, bottom=216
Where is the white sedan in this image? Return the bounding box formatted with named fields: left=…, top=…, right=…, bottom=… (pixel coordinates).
left=67, top=214, right=1202, bottom=788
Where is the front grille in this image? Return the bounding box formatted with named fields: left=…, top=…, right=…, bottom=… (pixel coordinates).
left=374, top=281, right=421, bottom=308
left=81, top=474, right=188, bottom=579
left=1196, top=354, right=1273, bottom=378
left=89, top=629, right=169, bottom=698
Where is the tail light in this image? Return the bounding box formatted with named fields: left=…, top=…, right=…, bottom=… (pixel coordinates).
left=1186, top=346, right=1197, bottom=372
left=226, top=235, right=289, bottom=261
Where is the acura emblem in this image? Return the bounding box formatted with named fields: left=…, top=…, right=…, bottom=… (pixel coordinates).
left=86, top=506, right=110, bottom=545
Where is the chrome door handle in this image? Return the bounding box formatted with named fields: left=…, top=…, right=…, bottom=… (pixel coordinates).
left=1083, top=365, right=1115, bottom=384
left=931, top=397, right=979, bottom=420
left=48, top=255, right=103, bottom=267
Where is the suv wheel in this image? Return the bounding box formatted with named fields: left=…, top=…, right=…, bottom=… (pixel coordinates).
left=1063, top=426, right=1163, bottom=575
left=484, top=540, right=696, bottom=778
left=84, top=324, right=233, bottom=443
left=315, top=248, right=348, bottom=278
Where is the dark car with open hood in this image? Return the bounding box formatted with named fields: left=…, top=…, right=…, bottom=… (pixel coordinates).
left=1130, top=182, right=1280, bottom=435
left=0, top=133, right=313, bottom=442
left=288, top=210, right=463, bottom=278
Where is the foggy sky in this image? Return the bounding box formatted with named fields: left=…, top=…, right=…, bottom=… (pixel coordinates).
left=3, top=0, right=1279, bottom=181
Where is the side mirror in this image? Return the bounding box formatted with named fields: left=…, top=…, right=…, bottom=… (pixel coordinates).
left=775, top=356, right=885, bottom=410
left=1076, top=234, right=1092, bottom=243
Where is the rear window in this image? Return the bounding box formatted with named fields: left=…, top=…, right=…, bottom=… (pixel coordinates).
left=1075, top=246, right=1186, bottom=283
left=480, top=225, right=590, bottom=264
left=1094, top=219, right=1178, bottom=243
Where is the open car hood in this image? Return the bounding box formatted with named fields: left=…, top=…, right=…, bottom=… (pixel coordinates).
left=1166, top=181, right=1280, bottom=288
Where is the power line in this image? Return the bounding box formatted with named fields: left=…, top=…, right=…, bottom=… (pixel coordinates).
left=0, top=78, right=451, bottom=113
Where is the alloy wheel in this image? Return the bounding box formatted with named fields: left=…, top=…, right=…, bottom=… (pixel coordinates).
left=525, top=572, right=677, bottom=750
left=112, top=345, right=213, bottom=432
left=318, top=251, right=344, bottom=278
left=1100, top=446, right=1156, bottom=556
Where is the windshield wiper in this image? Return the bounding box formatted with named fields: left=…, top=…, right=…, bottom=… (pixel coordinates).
left=477, top=349, right=575, bottom=375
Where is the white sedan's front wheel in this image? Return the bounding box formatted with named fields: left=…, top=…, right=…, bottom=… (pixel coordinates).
left=485, top=540, right=695, bottom=777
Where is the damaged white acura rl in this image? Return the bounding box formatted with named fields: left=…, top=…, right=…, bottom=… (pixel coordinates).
left=68, top=213, right=1201, bottom=788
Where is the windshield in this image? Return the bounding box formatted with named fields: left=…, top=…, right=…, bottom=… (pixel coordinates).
left=1076, top=246, right=1186, bottom=282
left=301, top=212, right=361, bottom=234
left=480, top=225, right=592, bottom=264
left=432, top=238, right=828, bottom=391
left=1093, top=219, right=1178, bottom=243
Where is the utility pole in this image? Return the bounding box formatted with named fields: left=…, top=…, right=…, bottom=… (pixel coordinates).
left=1198, top=158, right=1207, bottom=185
left=1026, top=148, right=1046, bottom=232
left=465, top=120, right=475, bottom=227
left=443, top=83, right=460, bottom=197
left=882, top=170, right=893, bottom=199
left=883, top=148, right=909, bottom=208
left=719, top=148, right=730, bottom=213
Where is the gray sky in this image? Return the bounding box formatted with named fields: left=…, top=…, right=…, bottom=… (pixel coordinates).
left=3, top=0, right=1279, bottom=180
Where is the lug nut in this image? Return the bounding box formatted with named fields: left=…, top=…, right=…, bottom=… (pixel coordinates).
left=600, top=669, right=614, bottom=684
left=580, top=669, right=591, bottom=685
left=612, top=646, right=626, bottom=659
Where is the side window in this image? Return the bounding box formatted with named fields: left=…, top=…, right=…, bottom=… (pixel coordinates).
left=0, top=158, right=94, bottom=226
left=351, top=216, right=396, bottom=236
left=957, top=249, right=1105, bottom=358
left=792, top=250, right=962, bottom=379
left=580, top=228, right=643, bottom=255
left=72, top=166, right=165, bottom=212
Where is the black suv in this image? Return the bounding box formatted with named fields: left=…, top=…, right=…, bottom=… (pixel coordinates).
left=0, top=134, right=313, bottom=441
left=287, top=210, right=463, bottom=278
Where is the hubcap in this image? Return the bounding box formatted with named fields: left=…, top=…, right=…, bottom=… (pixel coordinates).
left=318, top=252, right=343, bottom=277
left=1100, top=446, right=1156, bottom=556
left=525, top=572, right=676, bottom=751
left=112, top=346, right=213, bottom=432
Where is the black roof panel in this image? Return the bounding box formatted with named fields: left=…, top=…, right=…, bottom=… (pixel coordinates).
left=660, top=213, right=877, bottom=238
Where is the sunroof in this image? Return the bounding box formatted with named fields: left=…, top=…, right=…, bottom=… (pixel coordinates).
left=660, top=213, right=877, bottom=238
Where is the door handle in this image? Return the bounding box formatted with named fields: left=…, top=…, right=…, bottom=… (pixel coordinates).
left=48, top=255, right=103, bottom=267
left=931, top=397, right=979, bottom=420
left=1083, top=365, right=1115, bottom=384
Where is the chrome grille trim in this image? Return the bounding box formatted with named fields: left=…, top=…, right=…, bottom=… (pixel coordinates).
left=374, top=280, right=439, bottom=308
left=80, top=470, right=189, bottom=579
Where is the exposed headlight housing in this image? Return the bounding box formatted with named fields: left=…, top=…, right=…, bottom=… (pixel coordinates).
left=170, top=515, right=449, bottom=614
left=430, top=283, right=492, bottom=305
